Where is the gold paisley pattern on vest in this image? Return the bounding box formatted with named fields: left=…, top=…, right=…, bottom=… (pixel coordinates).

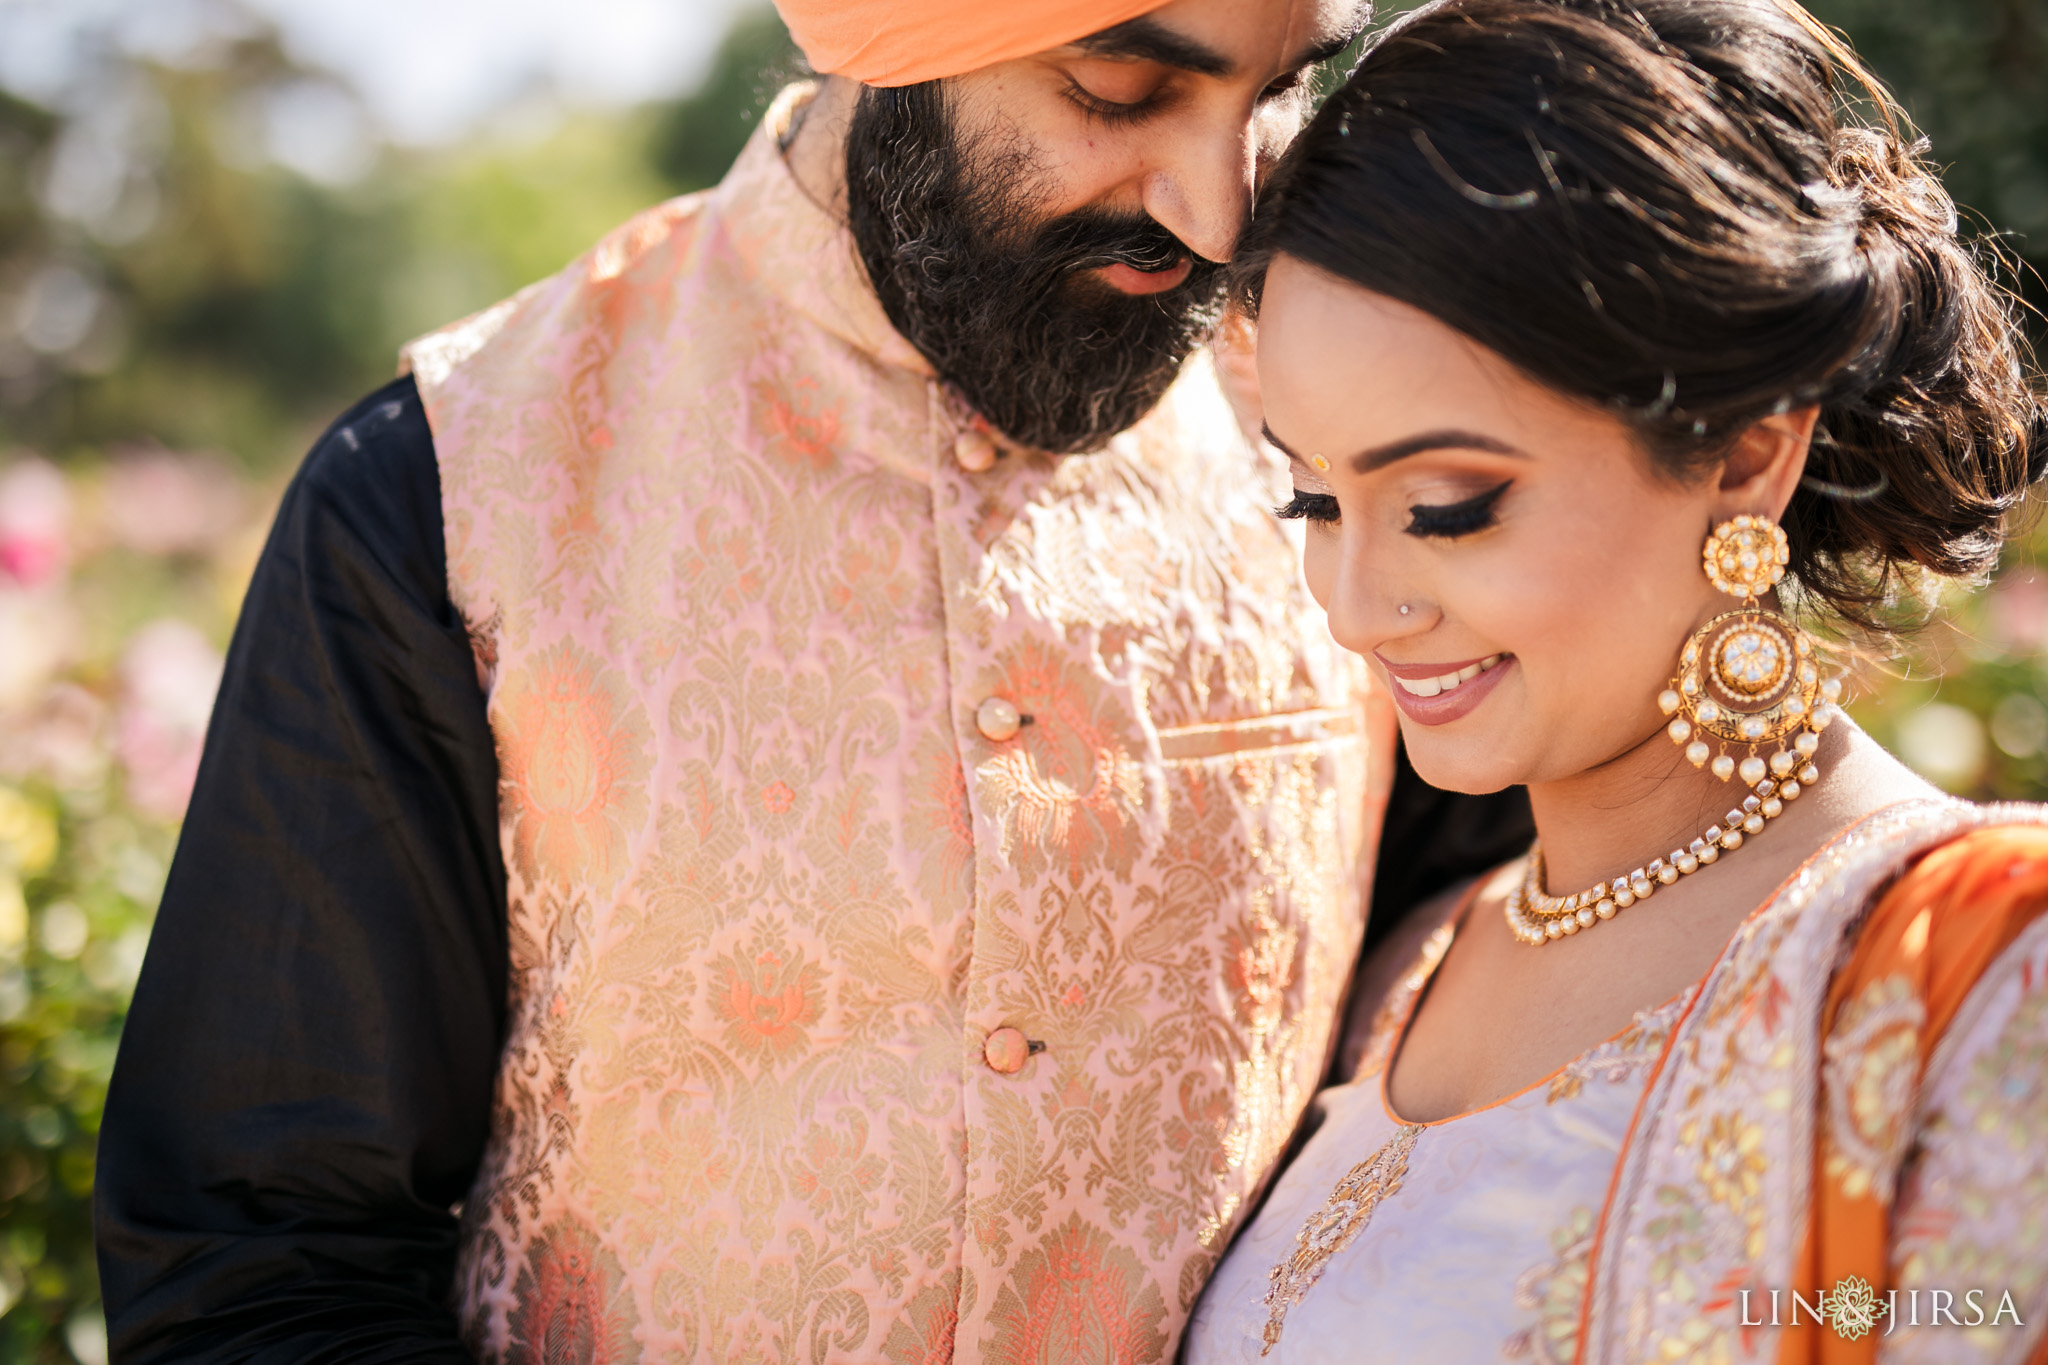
left=980, top=1213, right=1170, bottom=1365
left=494, top=639, right=651, bottom=891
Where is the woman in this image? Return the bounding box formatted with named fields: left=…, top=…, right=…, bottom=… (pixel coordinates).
left=1186, top=1, right=2048, bottom=1361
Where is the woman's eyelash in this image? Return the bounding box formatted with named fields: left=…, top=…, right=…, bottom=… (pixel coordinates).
left=1277, top=482, right=1513, bottom=533
left=1276, top=491, right=1341, bottom=523
left=1061, top=80, right=1158, bottom=126
left=1405, top=482, right=1511, bottom=539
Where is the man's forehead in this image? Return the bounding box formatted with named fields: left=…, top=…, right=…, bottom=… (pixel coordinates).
left=1072, top=0, right=1369, bottom=77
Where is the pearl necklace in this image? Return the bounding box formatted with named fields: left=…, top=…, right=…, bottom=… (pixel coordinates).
left=1505, top=752, right=1823, bottom=946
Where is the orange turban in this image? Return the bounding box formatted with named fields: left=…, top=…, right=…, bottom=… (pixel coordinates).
left=774, top=0, right=1177, bottom=88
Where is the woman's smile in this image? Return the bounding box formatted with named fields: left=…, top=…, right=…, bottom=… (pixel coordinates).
left=1376, top=651, right=1514, bottom=725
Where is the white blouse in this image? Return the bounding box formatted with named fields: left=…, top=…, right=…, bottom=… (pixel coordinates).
left=1185, top=923, right=1694, bottom=1365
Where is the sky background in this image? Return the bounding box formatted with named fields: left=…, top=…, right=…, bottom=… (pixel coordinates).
left=0, top=0, right=757, bottom=144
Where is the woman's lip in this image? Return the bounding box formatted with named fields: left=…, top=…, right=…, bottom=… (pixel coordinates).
left=1381, top=654, right=1515, bottom=727
left=1374, top=652, right=1500, bottom=681
left=1097, top=259, right=1194, bottom=295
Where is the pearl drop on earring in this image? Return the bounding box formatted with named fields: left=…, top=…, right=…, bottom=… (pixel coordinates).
left=1398, top=604, right=1411, bottom=616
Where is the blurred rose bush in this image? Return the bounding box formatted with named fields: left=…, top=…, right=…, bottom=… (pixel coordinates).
left=0, top=0, right=762, bottom=1348
left=1846, top=550, right=2048, bottom=803
left=0, top=445, right=263, bottom=1363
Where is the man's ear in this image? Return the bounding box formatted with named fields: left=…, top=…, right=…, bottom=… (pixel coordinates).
left=784, top=76, right=861, bottom=218
left=1713, top=406, right=1820, bottom=522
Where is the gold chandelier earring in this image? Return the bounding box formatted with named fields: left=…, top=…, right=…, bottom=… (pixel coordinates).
left=1661, top=513, right=1839, bottom=784
left=1506, top=513, right=1846, bottom=946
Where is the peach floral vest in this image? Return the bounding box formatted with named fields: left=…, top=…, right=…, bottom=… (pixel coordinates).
left=402, top=87, right=1387, bottom=1364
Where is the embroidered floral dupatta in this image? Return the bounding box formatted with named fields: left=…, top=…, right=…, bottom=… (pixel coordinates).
left=1579, top=801, right=2048, bottom=1365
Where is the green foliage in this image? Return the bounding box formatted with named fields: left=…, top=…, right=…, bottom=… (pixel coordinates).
left=0, top=782, right=169, bottom=1365
left=648, top=8, right=803, bottom=194
left=1804, top=0, right=2048, bottom=327
left=1, top=29, right=682, bottom=476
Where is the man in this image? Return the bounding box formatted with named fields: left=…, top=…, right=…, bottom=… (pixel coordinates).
left=95, top=0, right=1529, bottom=1360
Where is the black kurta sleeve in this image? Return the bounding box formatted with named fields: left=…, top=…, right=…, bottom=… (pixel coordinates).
left=95, top=374, right=506, bottom=1364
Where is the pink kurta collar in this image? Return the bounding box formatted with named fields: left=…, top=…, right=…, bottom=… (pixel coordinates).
left=716, top=85, right=936, bottom=379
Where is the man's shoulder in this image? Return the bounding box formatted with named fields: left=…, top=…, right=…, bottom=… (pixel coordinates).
left=279, top=374, right=444, bottom=597
left=407, top=190, right=734, bottom=395
left=297, top=374, right=433, bottom=507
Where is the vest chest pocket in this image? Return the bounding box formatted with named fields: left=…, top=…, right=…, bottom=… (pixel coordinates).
left=1153, top=706, right=1362, bottom=764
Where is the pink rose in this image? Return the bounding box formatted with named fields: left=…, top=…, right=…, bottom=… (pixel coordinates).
left=0, top=458, right=71, bottom=587
left=115, top=620, right=223, bottom=821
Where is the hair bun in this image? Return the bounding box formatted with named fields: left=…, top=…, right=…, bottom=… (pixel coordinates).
left=1801, top=115, right=2044, bottom=613
left=1832, top=127, right=1953, bottom=241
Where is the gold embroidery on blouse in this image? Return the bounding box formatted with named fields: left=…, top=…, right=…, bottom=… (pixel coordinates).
left=1504, top=1206, right=1595, bottom=1364
left=1259, top=1123, right=1422, bottom=1355
left=1820, top=973, right=1925, bottom=1201
left=1546, top=989, right=1692, bottom=1103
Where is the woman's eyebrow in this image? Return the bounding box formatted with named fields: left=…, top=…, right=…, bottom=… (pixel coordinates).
left=1261, top=422, right=1308, bottom=461
left=1261, top=423, right=1529, bottom=471
left=1350, top=430, right=1529, bottom=471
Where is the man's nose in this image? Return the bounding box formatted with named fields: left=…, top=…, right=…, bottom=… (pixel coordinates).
left=1137, top=115, right=1256, bottom=264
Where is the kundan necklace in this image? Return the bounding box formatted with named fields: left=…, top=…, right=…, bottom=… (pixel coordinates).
left=1504, top=754, right=1823, bottom=944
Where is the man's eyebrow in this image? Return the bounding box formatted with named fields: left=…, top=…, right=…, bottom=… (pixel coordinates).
left=1293, top=36, right=1351, bottom=70
left=1262, top=422, right=1529, bottom=472
left=1075, top=6, right=1368, bottom=83
left=1076, top=17, right=1234, bottom=77
left=1296, top=7, right=1371, bottom=71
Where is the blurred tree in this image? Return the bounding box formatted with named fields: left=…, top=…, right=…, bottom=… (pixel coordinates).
left=2, top=29, right=396, bottom=466
left=1804, top=0, right=2048, bottom=331
left=648, top=6, right=803, bottom=194
left=2, top=20, right=678, bottom=479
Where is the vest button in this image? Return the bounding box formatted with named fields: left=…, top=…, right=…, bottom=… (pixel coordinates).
left=953, top=431, right=999, bottom=472
left=975, top=697, right=1022, bottom=742
left=983, top=1027, right=1031, bottom=1074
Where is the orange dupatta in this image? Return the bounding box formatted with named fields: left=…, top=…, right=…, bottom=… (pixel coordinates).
left=1779, top=824, right=2048, bottom=1365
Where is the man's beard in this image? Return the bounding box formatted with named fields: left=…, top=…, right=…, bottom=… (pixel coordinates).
left=844, top=82, right=1225, bottom=454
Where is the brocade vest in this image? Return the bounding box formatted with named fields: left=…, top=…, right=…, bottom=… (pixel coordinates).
left=402, top=86, right=1388, bottom=1364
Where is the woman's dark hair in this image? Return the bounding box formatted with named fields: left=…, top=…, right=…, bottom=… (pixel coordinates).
left=1236, top=0, right=2047, bottom=636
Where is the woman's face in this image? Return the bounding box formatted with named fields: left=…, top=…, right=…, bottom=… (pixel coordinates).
left=1257, top=254, right=1741, bottom=795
